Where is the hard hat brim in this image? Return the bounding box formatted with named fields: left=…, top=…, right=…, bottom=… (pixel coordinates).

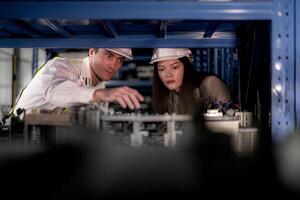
left=149, top=55, right=186, bottom=64
left=106, top=48, right=133, bottom=60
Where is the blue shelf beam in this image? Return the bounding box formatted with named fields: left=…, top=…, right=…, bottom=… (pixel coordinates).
left=39, top=19, right=71, bottom=38
left=296, top=0, right=300, bottom=131
left=0, top=38, right=238, bottom=48
left=0, top=28, right=11, bottom=37
left=99, top=21, right=117, bottom=38
left=203, top=22, right=220, bottom=38
left=271, top=0, right=295, bottom=143
left=0, top=1, right=274, bottom=20
left=7, top=19, right=40, bottom=37
left=159, top=20, right=167, bottom=38
left=213, top=48, right=218, bottom=74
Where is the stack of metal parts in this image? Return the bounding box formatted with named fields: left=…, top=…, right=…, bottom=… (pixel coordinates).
left=236, top=112, right=259, bottom=156
left=100, top=112, right=192, bottom=148
left=22, top=105, right=259, bottom=156
left=78, top=103, right=193, bottom=148
left=74, top=106, right=260, bottom=156
left=203, top=109, right=259, bottom=156
left=23, top=104, right=193, bottom=148
left=237, top=128, right=259, bottom=156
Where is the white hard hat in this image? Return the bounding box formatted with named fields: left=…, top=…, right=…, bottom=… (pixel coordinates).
left=150, top=48, right=192, bottom=64
left=106, top=48, right=133, bottom=60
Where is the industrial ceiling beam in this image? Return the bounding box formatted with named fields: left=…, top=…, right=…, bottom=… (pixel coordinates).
left=0, top=27, right=11, bottom=37
left=7, top=19, right=40, bottom=37
left=0, top=1, right=274, bottom=20
left=40, top=19, right=71, bottom=38
left=203, top=22, right=220, bottom=38
left=99, top=21, right=118, bottom=38
left=159, top=20, right=167, bottom=38
left=0, top=38, right=238, bottom=48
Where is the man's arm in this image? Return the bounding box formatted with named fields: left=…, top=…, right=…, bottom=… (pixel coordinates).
left=93, top=86, right=144, bottom=109
left=42, top=58, right=96, bottom=107
left=43, top=59, right=144, bottom=109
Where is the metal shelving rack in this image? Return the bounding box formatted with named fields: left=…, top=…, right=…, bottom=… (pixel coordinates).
left=0, top=0, right=299, bottom=143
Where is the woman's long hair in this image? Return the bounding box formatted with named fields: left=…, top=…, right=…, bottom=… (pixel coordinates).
left=152, top=57, right=206, bottom=114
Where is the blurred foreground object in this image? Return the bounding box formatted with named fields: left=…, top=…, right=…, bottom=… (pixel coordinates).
left=277, top=132, right=300, bottom=193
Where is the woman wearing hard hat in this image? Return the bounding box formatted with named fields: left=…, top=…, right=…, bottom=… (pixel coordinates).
left=13, top=48, right=144, bottom=116
left=151, top=48, right=230, bottom=114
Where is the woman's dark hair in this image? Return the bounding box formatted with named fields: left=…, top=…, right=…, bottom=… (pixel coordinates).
left=152, top=57, right=206, bottom=114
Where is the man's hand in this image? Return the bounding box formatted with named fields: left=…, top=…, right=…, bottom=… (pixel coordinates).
left=93, top=86, right=144, bottom=110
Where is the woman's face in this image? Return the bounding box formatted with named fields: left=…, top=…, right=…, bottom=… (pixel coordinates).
left=157, top=58, right=184, bottom=92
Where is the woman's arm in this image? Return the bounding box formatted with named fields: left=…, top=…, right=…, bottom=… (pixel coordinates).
left=202, top=76, right=231, bottom=103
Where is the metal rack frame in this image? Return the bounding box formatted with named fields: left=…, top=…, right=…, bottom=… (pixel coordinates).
left=0, top=0, right=298, bottom=143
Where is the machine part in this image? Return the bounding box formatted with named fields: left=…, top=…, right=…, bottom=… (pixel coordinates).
left=164, top=117, right=176, bottom=147
left=101, top=112, right=191, bottom=148
left=237, top=127, right=259, bottom=156
left=204, top=109, right=223, bottom=117
left=0, top=110, right=3, bottom=128
left=243, top=112, right=253, bottom=127
left=130, top=121, right=142, bottom=147
left=85, top=109, right=101, bottom=131
left=24, top=113, right=72, bottom=126
left=78, top=107, right=86, bottom=127
left=235, top=111, right=253, bottom=127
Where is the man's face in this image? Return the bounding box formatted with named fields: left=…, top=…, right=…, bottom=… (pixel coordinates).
left=89, top=48, right=125, bottom=81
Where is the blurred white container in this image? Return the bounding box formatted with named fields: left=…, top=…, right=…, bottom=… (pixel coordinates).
left=204, top=116, right=240, bottom=152
left=237, top=127, right=259, bottom=156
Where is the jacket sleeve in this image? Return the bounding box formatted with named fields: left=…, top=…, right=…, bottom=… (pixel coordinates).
left=202, top=76, right=231, bottom=103
left=41, top=58, right=96, bottom=107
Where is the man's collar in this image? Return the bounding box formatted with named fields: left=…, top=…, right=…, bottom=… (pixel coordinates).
left=82, top=57, right=91, bottom=78
left=83, top=56, right=103, bottom=86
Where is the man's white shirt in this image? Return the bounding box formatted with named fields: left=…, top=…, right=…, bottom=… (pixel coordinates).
left=14, top=57, right=107, bottom=114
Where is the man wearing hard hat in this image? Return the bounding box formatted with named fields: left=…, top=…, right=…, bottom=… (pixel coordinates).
left=13, top=48, right=144, bottom=115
